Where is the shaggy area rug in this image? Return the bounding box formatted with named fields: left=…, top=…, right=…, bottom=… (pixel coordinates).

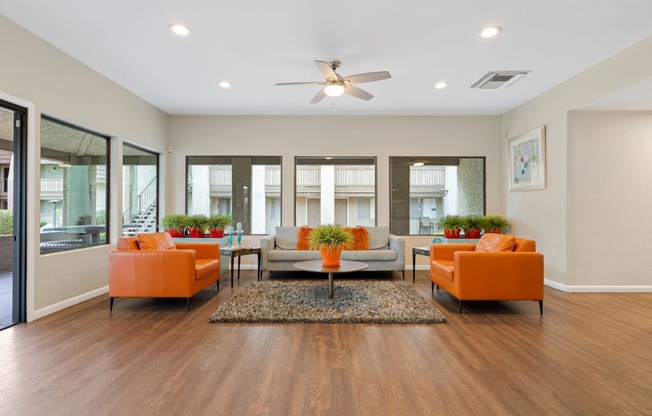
left=208, top=280, right=447, bottom=324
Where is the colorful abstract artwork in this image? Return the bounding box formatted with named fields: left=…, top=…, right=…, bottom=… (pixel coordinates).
left=508, top=126, right=546, bottom=191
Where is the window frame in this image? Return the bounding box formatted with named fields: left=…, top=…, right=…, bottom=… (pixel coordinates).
left=294, top=156, right=377, bottom=227
left=185, top=155, right=282, bottom=235
left=389, top=156, right=486, bottom=236
left=39, top=115, right=111, bottom=254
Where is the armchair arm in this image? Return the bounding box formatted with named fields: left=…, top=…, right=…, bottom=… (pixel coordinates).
left=260, top=234, right=275, bottom=271
left=431, top=244, right=476, bottom=261
left=174, top=242, right=219, bottom=259
left=454, top=251, right=544, bottom=300
left=389, top=234, right=405, bottom=270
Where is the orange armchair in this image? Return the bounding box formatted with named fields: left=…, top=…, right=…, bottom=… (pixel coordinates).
left=430, top=233, right=544, bottom=314
left=109, top=232, right=221, bottom=311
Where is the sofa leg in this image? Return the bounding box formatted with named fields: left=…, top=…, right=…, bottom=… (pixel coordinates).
left=458, top=301, right=463, bottom=314
left=187, top=298, right=191, bottom=311
left=437, top=284, right=439, bottom=291
left=431, top=282, right=434, bottom=293
left=109, top=297, right=114, bottom=312
left=402, top=270, right=405, bottom=280
left=538, top=300, right=543, bottom=316
left=216, top=280, right=220, bottom=291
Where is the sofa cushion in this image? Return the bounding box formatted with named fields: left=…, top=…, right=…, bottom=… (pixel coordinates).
left=117, top=237, right=139, bottom=250
left=136, top=232, right=176, bottom=251
left=475, top=233, right=515, bottom=252
left=297, top=226, right=313, bottom=250
left=275, top=226, right=300, bottom=249
left=344, top=226, right=369, bottom=250
left=269, top=249, right=321, bottom=261
left=195, top=258, right=221, bottom=280
left=341, top=249, right=396, bottom=261
left=367, top=226, right=390, bottom=249
left=431, top=260, right=455, bottom=282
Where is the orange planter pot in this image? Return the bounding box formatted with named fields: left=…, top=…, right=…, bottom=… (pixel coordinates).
left=320, top=247, right=342, bottom=267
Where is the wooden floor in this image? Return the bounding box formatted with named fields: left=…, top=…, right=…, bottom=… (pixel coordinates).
left=1, top=271, right=651, bottom=416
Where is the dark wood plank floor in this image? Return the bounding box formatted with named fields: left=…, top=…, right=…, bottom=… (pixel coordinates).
left=1, top=271, right=651, bottom=416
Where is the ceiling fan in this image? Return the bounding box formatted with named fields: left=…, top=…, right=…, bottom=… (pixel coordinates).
left=276, top=60, right=391, bottom=104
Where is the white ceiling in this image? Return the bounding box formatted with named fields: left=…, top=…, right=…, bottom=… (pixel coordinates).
left=1, top=0, right=651, bottom=116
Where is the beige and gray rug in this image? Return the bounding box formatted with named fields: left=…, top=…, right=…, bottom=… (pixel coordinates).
left=208, top=280, right=447, bottom=324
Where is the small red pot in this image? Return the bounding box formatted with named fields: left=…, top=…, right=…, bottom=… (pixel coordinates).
left=209, top=228, right=225, bottom=238
left=188, top=228, right=205, bottom=238
left=465, top=229, right=481, bottom=239
left=167, top=229, right=184, bottom=238
left=443, top=228, right=461, bottom=238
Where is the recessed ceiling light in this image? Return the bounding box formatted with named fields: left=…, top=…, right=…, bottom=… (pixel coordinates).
left=218, top=81, right=232, bottom=88
left=169, top=24, right=191, bottom=37
left=480, top=26, right=501, bottom=38
left=434, top=82, right=448, bottom=89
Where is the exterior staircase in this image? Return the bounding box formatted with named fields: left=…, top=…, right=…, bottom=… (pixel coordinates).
left=122, top=178, right=158, bottom=236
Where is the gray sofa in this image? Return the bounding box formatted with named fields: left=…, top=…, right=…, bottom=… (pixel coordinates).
left=260, top=226, right=405, bottom=278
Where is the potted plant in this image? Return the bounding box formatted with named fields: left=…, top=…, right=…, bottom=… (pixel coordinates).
left=207, top=214, right=231, bottom=238
left=161, top=214, right=189, bottom=238
left=308, top=224, right=354, bottom=267
left=187, top=214, right=209, bottom=238
left=484, top=215, right=510, bottom=234
left=462, top=215, right=486, bottom=239
left=435, top=215, right=464, bottom=238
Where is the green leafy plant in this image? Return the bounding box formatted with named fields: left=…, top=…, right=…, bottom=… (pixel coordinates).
left=187, top=214, right=209, bottom=231
left=484, top=215, right=510, bottom=233
left=308, top=224, right=353, bottom=250
left=462, top=215, right=487, bottom=232
left=435, top=215, right=464, bottom=232
left=207, top=214, right=231, bottom=230
left=0, top=210, right=12, bottom=235
left=161, top=214, right=189, bottom=233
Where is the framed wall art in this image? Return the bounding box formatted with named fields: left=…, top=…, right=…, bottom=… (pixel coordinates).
left=508, top=126, right=546, bottom=191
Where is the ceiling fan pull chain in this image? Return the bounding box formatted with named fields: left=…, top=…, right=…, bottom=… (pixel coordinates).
left=332, top=100, right=337, bottom=112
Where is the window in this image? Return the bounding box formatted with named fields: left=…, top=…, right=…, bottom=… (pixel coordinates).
left=122, top=143, right=159, bottom=236
left=390, top=157, right=485, bottom=235
left=39, top=117, right=110, bottom=253
left=186, top=156, right=281, bottom=234
left=295, top=157, right=376, bottom=227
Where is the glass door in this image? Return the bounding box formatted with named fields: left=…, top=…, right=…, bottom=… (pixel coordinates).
left=0, top=99, right=27, bottom=329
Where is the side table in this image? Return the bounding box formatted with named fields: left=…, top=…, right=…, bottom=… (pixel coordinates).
left=220, top=246, right=262, bottom=287
left=412, top=246, right=431, bottom=283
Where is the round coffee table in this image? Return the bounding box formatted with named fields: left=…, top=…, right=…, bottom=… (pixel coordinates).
left=293, top=260, right=368, bottom=299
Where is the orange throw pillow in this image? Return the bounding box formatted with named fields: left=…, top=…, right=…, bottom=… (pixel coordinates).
left=475, top=233, right=516, bottom=252
left=344, top=226, right=369, bottom=250
left=136, top=232, right=177, bottom=251
left=297, top=226, right=313, bottom=250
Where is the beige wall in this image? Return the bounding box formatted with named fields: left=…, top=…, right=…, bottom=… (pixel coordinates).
left=567, top=111, right=652, bottom=286
left=0, top=16, right=169, bottom=319
left=502, top=35, right=652, bottom=288
left=168, top=115, right=503, bottom=268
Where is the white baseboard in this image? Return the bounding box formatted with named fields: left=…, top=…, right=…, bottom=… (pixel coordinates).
left=33, top=285, right=108, bottom=320
left=544, top=279, right=652, bottom=293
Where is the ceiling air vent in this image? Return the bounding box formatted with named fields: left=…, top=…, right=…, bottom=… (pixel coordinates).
left=471, top=71, right=531, bottom=89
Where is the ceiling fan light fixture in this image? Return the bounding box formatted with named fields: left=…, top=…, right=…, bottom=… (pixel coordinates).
left=324, top=83, right=345, bottom=97
left=480, top=26, right=501, bottom=38
left=218, top=81, right=231, bottom=88
left=169, top=23, right=191, bottom=37
left=434, top=81, right=448, bottom=89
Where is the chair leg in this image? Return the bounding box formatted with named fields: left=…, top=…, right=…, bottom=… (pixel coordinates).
left=216, top=280, right=220, bottom=291
left=431, top=282, right=434, bottom=293
left=109, top=297, right=114, bottom=312
left=402, top=270, right=405, bottom=280
left=436, top=284, right=439, bottom=290
left=539, top=300, right=544, bottom=315
left=458, top=300, right=463, bottom=314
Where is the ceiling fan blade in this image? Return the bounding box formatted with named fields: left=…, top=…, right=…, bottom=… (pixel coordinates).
left=344, top=85, right=374, bottom=101
left=276, top=82, right=325, bottom=86
left=315, top=60, right=338, bottom=81
left=310, top=89, right=327, bottom=104
left=344, top=71, right=391, bottom=84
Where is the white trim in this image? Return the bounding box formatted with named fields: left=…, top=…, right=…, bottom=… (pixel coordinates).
left=544, top=279, right=652, bottom=293
left=413, top=265, right=430, bottom=270
left=33, top=286, right=108, bottom=320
